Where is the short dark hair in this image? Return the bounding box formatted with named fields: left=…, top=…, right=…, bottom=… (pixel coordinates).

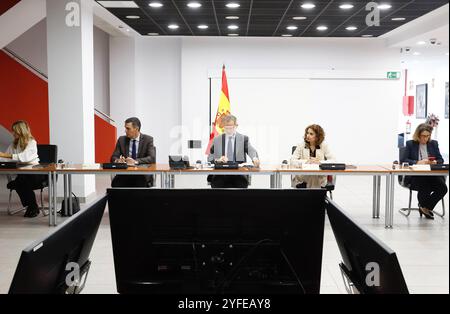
left=125, top=117, right=141, bottom=130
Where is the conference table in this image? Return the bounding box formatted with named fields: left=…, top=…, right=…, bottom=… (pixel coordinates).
left=55, top=164, right=393, bottom=227
left=2, top=163, right=447, bottom=227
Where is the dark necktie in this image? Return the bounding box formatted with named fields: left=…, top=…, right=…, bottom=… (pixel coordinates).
left=227, top=137, right=234, bottom=162
left=131, top=140, right=137, bottom=160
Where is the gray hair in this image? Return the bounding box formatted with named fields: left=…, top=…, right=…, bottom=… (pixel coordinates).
left=221, top=114, right=237, bottom=125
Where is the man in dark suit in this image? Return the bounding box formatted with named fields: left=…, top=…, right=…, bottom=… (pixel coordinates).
left=208, top=115, right=260, bottom=188
left=111, top=117, right=156, bottom=187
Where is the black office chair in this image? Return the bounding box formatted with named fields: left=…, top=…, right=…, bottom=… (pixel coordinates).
left=7, top=144, right=58, bottom=217
left=291, top=146, right=336, bottom=199
left=398, top=146, right=446, bottom=218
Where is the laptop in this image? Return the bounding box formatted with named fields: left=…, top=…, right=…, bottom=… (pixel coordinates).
left=102, top=163, right=129, bottom=170
left=430, top=164, right=449, bottom=171
left=214, top=162, right=240, bottom=169
left=0, top=162, right=19, bottom=169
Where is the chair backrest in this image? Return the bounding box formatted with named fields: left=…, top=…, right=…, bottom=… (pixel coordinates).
left=37, top=145, right=58, bottom=164
left=399, top=146, right=408, bottom=164
left=398, top=146, right=411, bottom=188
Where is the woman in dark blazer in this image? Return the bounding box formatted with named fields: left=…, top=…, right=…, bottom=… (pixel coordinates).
left=400, top=123, right=448, bottom=219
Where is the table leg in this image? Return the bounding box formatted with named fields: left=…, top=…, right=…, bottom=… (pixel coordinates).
left=68, top=174, right=73, bottom=216
left=376, top=176, right=381, bottom=218
left=270, top=174, right=276, bottom=189
left=159, top=172, right=164, bottom=188
left=53, top=171, right=58, bottom=226
left=48, top=172, right=53, bottom=226
left=385, top=174, right=393, bottom=229
left=372, top=176, right=378, bottom=218
left=63, top=174, right=68, bottom=216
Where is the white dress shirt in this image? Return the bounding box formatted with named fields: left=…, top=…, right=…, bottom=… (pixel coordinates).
left=6, top=139, right=39, bottom=164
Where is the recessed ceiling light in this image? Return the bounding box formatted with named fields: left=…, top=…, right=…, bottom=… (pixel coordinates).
left=413, top=52, right=421, bottom=56
left=286, top=26, right=298, bottom=30
left=226, top=2, right=240, bottom=9
left=98, top=1, right=138, bottom=8
left=378, top=3, right=392, bottom=10
left=187, top=2, right=202, bottom=9
left=226, top=16, right=239, bottom=20
left=228, top=25, right=239, bottom=30
left=301, top=3, right=316, bottom=9
left=126, top=15, right=140, bottom=19
left=417, top=41, right=426, bottom=45
left=148, top=33, right=159, bottom=36
left=282, top=34, right=293, bottom=37
left=346, top=26, right=358, bottom=31
left=197, top=24, right=209, bottom=29
left=316, top=25, right=328, bottom=31
left=187, top=2, right=202, bottom=8
left=168, top=24, right=179, bottom=30
left=339, top=4, right=354, bottom=9
left=362, top=34, right=373, bottom=37
left=228, top=33, right=239, bottom=36
left=149, top=2, right=163, bottom=8
left=391, top=17, right=406, bottom=21
left=126, top=29, right=130, bottom=32
left=292, top=16, right=307, bottom=20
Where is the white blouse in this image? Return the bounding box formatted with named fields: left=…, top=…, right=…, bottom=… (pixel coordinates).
left=6, top=139, right=40, bottom=164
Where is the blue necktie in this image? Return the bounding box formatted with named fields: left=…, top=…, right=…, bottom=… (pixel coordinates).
left=131, top=140, right=137, bottom=160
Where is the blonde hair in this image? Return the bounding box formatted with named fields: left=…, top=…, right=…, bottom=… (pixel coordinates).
left=412, top=123, right=433, bottom=143
left=12, top=121, right=34, bottom=151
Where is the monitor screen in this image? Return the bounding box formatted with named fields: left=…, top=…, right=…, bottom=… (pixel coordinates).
left=9, top=195, right=108, bottom=294
left=326, top=199, right=409, bottom=294
left=107, top=189, right=327, bottom=294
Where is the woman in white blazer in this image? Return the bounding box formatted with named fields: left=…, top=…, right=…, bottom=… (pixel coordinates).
left=0, top=121, right=41, bottom=218
left=290, top=124, right=335, bottom=189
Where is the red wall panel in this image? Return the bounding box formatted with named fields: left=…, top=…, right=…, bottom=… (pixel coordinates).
left=0, top=51, right=49, bottom=144
left=95, top=115, right=117, bottom=163
left=0, top=0, right=20, bottom=15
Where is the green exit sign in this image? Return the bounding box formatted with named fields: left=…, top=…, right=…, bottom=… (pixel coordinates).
left=387, top=71, right=401, bottom=79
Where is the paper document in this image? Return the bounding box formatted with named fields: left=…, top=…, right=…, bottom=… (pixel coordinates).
left=302, top=164, right=321, bottom=171
left=410, top=165, right=431, bottom=171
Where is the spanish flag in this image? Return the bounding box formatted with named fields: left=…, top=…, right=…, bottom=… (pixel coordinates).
left=206, top=65, right=231, bottom=154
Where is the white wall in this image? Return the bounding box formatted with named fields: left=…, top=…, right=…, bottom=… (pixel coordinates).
left=135, top=37, right=182, bottom=163
left=400, top=57, right=450, bottom=161
left=181, top=37, right=403, bottom=164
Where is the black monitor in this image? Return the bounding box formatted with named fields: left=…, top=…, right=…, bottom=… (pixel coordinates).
left=107, top=189, right=327, bottom=294
left=9, top=195, right=108, bottom=294
left=326, top=199, right=409, bottom=294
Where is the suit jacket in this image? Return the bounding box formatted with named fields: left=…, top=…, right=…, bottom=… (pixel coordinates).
left=290, top=141, right=335, bottom=188
left=207, top=132, right=258, bottom=163
left=111, top=134, right=156, bottom=164
left=400, top=140, right=444, bottom=165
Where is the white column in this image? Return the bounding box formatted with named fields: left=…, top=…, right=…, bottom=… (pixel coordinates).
left=46, top=0, right=95, bottom=200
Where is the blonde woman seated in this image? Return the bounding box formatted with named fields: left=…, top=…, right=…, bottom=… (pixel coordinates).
left=0, top=121, right=41, bottom=218
left=290, top=124, right=335, bottom=189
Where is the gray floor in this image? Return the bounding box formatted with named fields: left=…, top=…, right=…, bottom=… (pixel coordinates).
left=0, top=174, right=448, bottom=294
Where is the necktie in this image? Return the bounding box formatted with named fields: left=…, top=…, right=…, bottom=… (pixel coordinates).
left=131, top=140, right=137, bottom=160
left=227, top=137, right=234, bottom=162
